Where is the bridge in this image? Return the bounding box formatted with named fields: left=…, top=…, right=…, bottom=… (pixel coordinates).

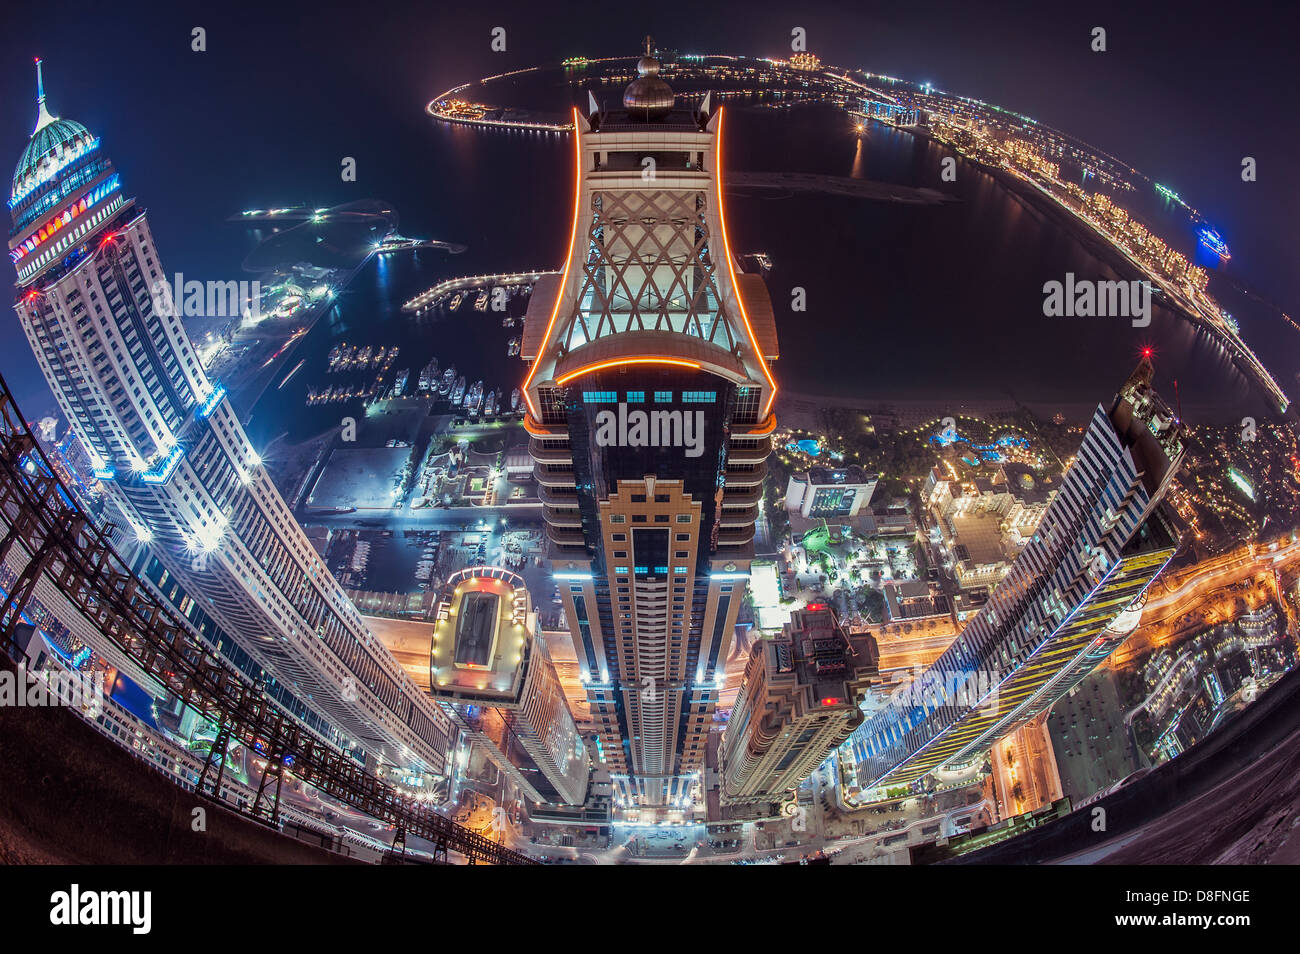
left=0, top=373, right=535, bottom=865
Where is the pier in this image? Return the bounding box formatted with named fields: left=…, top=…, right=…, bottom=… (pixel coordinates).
left=401, top=269, right=559, bottom=313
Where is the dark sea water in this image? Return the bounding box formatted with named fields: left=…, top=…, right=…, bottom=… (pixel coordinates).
left=245, top=97, right=1283, bottom=448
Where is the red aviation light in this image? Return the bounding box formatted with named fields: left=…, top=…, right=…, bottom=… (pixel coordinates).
left=821, top=697, right=843, bottom=707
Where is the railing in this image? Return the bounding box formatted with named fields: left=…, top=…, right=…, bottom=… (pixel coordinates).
left=0, top=372, right=535, bottom=865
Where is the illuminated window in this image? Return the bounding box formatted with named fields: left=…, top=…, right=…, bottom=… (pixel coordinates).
left=583, top=391, right=616, bottom=403
left=654, top=390, right=673, bottom=403
left=682, top=391, right=716, bottom=403
left=626, top=391, right=645, bottom=403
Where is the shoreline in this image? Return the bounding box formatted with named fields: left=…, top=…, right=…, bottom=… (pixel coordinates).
left=906, top=125, right=1292, bottom=418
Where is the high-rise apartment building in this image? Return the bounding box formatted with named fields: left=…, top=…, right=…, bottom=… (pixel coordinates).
left=521, top=41, right=779, bottom=810
left=720, top=604, right=877, bottom=817
left=849, top=356, right=1184, bottom=789
left=8, top=62, right=451, bottom=773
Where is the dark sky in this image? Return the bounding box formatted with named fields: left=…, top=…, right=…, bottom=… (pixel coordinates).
left=3, top=0, right=1297, bottom=401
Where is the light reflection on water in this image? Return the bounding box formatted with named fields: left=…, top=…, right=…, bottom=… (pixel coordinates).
left=247, top=101, right=1281, bottom=444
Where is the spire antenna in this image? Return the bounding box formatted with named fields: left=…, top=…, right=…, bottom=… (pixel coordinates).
left=32, top=56, right=56, bottom=134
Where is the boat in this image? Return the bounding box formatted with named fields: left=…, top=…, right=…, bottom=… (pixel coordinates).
left=375, top=235, right=422, bottom=254
left=392, top=369, right=410, bottom=398
left=510, top=387, right=521, bottom=413
left=1197, top=226, right=1231, bottom=259
left=451, top=375, right=466, bottom=404
left=450, top=292, right=464, bottom=311
left=440, top=366, right=456, bottom=395
left=356, top=345, right=372, bottom=367
left=464, top=380, right=483, bottom=413
left=474, top=289, right=489, bottom=312
left=507, top=336, right=519, bottom=357
left=373, top=346, right=386, bottom=368
left=484, top=390, right=496, bottom=417
left=418, top=357, right=440, bottom=391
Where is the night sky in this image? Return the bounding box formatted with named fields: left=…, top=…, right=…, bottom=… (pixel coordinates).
left=3, top=0, right=1297, bottom=406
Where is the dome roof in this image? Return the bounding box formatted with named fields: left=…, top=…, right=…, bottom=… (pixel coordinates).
left=623, top=41, right=674, bottom=119
left=13, top=117, right=94, bottom=194
left=11, top=59, right=97, bottom=201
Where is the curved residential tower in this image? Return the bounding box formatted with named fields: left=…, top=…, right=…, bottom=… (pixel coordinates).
left=522, top=42, right=779, bottom=813
left=8, top=61, right=452, bottom=774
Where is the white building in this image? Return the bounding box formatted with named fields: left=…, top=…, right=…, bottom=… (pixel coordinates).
left=8, top=65, right=452, bottom=775
left=785, top=464, right=876, bottom=518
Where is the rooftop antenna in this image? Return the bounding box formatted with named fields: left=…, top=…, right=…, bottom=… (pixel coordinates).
left=32, top=57, right=56, bottom=134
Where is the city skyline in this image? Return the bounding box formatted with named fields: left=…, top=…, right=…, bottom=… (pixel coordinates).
left=1, top=3, right=1298, bottom=889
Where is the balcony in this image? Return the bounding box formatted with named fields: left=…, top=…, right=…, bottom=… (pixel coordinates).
left=538, top=483, right=580, bottom=508
left=718, top=504, right=759, bottom=527
left=527, top=438, right=573, bottom=465
left=715, top=525, right=756, bottom=548
left=723, top=459, right=768, bottom=487
left=726, top=438, right=771, bottom=464
left=545, top=524, right=587, bottom=550
left=721, top=485, right=762, bottom=508
left=533, top=461, right=577, bottom=488
left=543, top=506, right=583, bottom=530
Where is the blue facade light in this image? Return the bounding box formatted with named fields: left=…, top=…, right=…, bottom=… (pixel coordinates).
left=196, top=383, right=226, bottom=419
left=140, top=444, right=184, bottom=484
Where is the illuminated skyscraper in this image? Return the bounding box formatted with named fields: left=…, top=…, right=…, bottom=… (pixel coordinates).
left=720, top=604, right=877, bottom=817
left=8, top=62, right=451, bottom=773
left=849, top=356, right=1184, bottom=789
left=376, top=567, right=589, bottom=806
left=521, top=40, right=779, bottom=811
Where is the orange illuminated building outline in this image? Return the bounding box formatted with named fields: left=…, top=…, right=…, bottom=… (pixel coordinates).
left=522, top=106, right=583, bottom=420
left=714, top=107, right=778, bottom=420
left=524, top=105, right=778, bottom=422
left=555, top=357, right=702, bottom=387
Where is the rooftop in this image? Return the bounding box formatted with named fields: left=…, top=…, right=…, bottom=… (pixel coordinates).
left=11, top=59, right=96, bottom=201
left=430, top=568, right=532, bottom=700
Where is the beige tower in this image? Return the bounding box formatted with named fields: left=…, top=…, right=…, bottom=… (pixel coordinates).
left=720, top=605, right=878, bottom=817
left=520, top=41, right=779, bottom=814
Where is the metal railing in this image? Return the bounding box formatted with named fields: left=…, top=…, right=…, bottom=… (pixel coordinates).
left=0, top=373, right=534, bottom=865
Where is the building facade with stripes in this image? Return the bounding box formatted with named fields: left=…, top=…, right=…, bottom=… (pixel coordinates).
left=8, top=64, right=451, bottom=775
left=849, top=356, right=1184, bottom=789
